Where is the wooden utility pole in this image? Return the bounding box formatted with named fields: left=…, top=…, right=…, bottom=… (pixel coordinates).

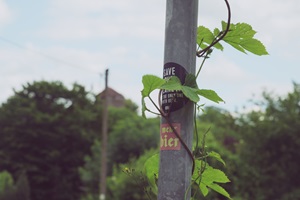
left=100, top=69, right=109, bottom=200
left=158, top=1, right=198, bottom=200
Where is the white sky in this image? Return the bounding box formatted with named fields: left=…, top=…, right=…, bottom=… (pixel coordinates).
left=0, top=0, right=299, bottom=115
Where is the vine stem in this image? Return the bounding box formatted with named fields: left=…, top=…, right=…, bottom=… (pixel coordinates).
left=163, top=113, right=195, bottom=174
left=196, top=0, right=231, bottom=57
left=149, top=95, right=196, bottom=174
left=195, top=50, right=209, bottom=79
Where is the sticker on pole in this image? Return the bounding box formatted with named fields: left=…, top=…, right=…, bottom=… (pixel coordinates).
left=162, top=62, right=188, bottom=113
left=160, top=123, right=181, bottom=150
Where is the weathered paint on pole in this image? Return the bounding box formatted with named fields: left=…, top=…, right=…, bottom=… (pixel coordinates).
left=158, top=1, right=198, bottom=200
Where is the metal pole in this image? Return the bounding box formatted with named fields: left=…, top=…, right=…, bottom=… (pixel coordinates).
left=100, top=69, right=109, bottom=200
left=158, top=1, right=198, bottom=200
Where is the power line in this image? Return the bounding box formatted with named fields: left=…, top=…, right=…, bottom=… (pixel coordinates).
left=0, top=36, right=96, bottom=73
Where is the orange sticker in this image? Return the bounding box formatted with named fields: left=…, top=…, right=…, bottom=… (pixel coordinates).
left=160, top=123, right=181, bottom=150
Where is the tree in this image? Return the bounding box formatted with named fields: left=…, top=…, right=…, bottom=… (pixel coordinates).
left=198, top=106, right=239, bottom=152
left=0, top=170, right=31, bottom=200
left=236, top=83, right=300, bottom=200
left=0, top=81, right=97, bottom=200
left=79, top=106, right=159, bottom=200
left=109, top=114, right=159, bottom=164
left=106, top=149, right=158, bottom=200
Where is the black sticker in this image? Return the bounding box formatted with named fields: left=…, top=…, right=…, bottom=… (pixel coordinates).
left=162, top=62, right=188, bottom=113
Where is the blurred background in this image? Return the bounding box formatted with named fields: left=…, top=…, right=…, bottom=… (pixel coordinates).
left=0, top=0, right=299, bottom=200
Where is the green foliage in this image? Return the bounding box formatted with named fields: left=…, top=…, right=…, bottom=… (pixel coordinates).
left=107, top=149, right=158, bottom=200
left=0, top=81, right=95, bottom=200
left=0, top=170, right=14, bottom=193
left=124, top=99, right=139, bottom=113
left=109, top=115, right=159, bottom=164
left=197, top=26, right=223, bottom=51
left=193, top=162, right=231, bottom=199
left=141, top=20, right=269, bottom=199
left=197, top=89, right=224, bottom=104
left=197, top=21, right=269, bottom=56
left=235, top=83, right=300, bottom=200
left=143, top=144, right=232, bottom=199
left=208, top=151, right=226, bottom=166
left=143, top=154, right=159, bottom=194
left=141, top=74, right=224, bottom=117
left=79, top=106, right=159, bottom=199
left=142, top=75, right=166, bottom=97
left=221, top=22, right=268, bottom=55
left=191, top=83, right=300, bottom=200
left=0, top=171, right=31, bottom=200
left=79, top=139, right=102, bottom=200
left=198, top=106, right=239, bottom=153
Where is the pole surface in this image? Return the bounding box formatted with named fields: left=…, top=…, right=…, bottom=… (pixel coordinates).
left=158, top=1, right=198, bottom=200
left=100, top=69, right=109, bottom=200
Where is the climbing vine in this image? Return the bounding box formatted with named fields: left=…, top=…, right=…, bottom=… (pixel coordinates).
left=126, top=0, right=268, bottom=199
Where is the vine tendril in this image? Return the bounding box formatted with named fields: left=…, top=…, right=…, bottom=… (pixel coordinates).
left=196, top=0, right=231, bottom=57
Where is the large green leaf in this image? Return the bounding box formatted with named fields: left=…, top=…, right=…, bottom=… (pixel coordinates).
left=207, top=183, right=231, bottom=199
left=141, top=75, right=165, bottom=97
left=202, top=166, right=230, bottom=184
left=197, top=89, right=224, bottom=103
left=240, top=38, right=269, bottom=55
left=143, top=153, right=159, bottom=194
left=141, top=75, right=165, bottom=118
left=159, top=76, right=182, bottom=91
left=182, top=86, right=199, bottom=103
left=141, top=75, right=225, bottom=115
left=221, top=21, right=268, bottom=56
left=197, top=26, right=223, bottom=50
left=159, top=76, right=200, bottom=103
left=192, top=161, right=231, bottom=199
left=200, top=166, right=231, bottom=199
left=208, top=151, right=226, bottom=166
left=199, top=182, right=209, bottom=196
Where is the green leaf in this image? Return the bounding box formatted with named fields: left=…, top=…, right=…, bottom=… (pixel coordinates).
left=200, top=166, right=231, bottom=199
left=222, top=21, right=268, bottom=55
left=159, top=76, right=200, bottom=103
left=209, top=183, right=232, bottom=199
left=240, top=38, right=269, bottom=55
left=141, top=75, right=165, bottom=118
left=197, top=26, right=223, bottom=50
left=159, top=76, right=182, bottom=91
left=182, top=74, right=200, bottom=102
left=141, top=75, right=165, bottom=97
left=213, top=28, right=221, bottom=37
left=193, top=161, right=231, bottom=199
left=197, top=89, right=224, bottom=103
left=144, top=153, right=159, bottom=194
left=192, top=160, right=204, bottom=178
left=208, top=151, right=226, bottom=166
left=182, top=86, right=199, bottom=103
left=222, top=21, right=256, bottom=38
left=202, top=166, right=230, bottom=184
left=184, top=74, right=198, bottom=89
left=199, top=183, right=209, bottom=196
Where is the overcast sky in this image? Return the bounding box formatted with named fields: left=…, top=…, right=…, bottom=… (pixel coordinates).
left=0, top=0, right=299, bottom=115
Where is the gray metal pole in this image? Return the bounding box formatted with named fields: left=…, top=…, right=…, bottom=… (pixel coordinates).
left=100, top=69, right=109, bottom=200
left=158, top=1, right=198, bottom=200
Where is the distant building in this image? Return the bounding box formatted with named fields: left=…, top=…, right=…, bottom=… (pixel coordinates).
left=97, top=87, right=125, bottom=108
